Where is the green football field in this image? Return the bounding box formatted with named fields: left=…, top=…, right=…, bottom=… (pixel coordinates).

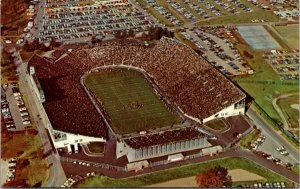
left=84, top=69, right=181, bottom=135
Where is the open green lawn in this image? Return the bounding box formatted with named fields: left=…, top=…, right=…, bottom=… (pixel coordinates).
left=278, top=95, right=299, bottom=128
left=87, top=142, right=105, bottom=154
left=205, top=119, right=227, bottom=131
left=77, top=157, right=293, bottom=187
left=84, top=69, right=181, bottom=135
left=291, top=164, right=299, bottom=175
left=233, top=44, right=299, bottom=123
left=274, top=24, right=299, bottom=50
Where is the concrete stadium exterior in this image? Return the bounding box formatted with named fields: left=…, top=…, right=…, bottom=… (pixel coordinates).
left=28, top=63, right=245, bottom=168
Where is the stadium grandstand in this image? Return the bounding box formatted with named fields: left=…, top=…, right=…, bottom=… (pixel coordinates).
left=27, top=37, right=246, bottom=169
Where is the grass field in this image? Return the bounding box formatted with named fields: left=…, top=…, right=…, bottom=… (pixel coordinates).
left=274, top=24, right=299, bottom=50
left=278, top=95, right=299, bottom=128
left=77, top=157, right=293, bottom=187
left=205, top=119, right=227, bottom=131
left=233, top=44, right=299, bottom=123
left=291, top=164, right=299, bottom=175
left=84, top=69, right=181, bottom=135
left=87, top=142, right=105, bottom=154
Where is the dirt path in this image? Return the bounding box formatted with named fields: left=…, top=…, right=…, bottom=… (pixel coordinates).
left=272, top=93, right=299, bottom=130
left=228, top=169, right=265, bottom=182
left=1, top=159, right=9, bottom=186
left=145, top=176, right=197, bottom=187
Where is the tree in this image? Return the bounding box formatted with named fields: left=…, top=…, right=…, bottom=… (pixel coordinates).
left=37, top=148, right=44, bottom=159
left=195, top=166, right=232, bottom=188
left=243, top=50, right=254, bottom=59
left=23, top=40, right=33, bottom=52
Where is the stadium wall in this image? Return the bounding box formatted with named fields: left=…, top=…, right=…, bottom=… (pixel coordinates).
left=52, top=130, right=106, bottom=149
left=203, top=99, right=245, bottom=123
left=117, top=137, right=211, bottom=163
left=28, top=67, right=45, bottom=103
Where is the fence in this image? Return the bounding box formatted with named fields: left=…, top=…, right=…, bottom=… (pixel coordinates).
left=252, top=101, right=299, bottom=146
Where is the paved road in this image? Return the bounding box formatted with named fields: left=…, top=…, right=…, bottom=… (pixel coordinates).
left=0, top=159, right=9, bottom=186
left=32, top=0, right=46, bottom=39
left=246, top=108, right=299, bottom=163
left=11, top=48, right=67, bottom=187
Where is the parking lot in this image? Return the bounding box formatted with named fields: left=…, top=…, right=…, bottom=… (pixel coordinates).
left=181, top=26, right=253, bottom=76
left=136, top=0, right=256, bottom=27
left=255, top=128, right=298, bottom=165
left=263, top=50, right=299, bottom=80
left=1, top=84, right=32, bottom=131
left=37, top=0, right=156, bottom=42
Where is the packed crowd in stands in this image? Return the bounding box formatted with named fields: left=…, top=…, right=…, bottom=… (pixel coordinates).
left=28, top=37, right=245, bottom=137
left=124, top=127, right=205, bottom=149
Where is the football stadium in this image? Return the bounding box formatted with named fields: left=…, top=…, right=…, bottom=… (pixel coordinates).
left=27, top=37, right=246, bottom=170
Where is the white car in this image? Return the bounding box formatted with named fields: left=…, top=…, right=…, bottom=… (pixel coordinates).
left=280, top=151, right=289, bottom=156
left=276, top=146, right=285, bottom=152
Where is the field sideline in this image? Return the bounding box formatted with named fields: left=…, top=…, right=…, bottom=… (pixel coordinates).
left=84, top=69, right=181, bottom=135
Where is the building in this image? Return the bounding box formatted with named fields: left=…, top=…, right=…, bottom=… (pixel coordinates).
left=27, top=38, right=246, bottom=168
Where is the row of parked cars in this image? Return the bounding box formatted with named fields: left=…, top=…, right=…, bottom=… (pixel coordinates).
left=6, top=158, right=18, bottom=183
left=144, top=0, right=183, bottom=26
left=243, top=182, right=287, bottom=188
left=251, top=134, right=266, bottom=151
left=256, top=150, right=293, bottom=170
left=60, top=175, right=83, bottom=188
left=1, top=93, right=16, bottom=130
left=184, top=0, right=210, bottom=19
left=228, top=0, right=253, bottom=12
left=12, top=85, right=31, bottom=127
left=39, top=1, right=153, bottom=42
left=198, top=0, right=224, bottom=16
left=215, top=0, right=240, bottom=14
left=167, top=0, right=197, bottom=22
